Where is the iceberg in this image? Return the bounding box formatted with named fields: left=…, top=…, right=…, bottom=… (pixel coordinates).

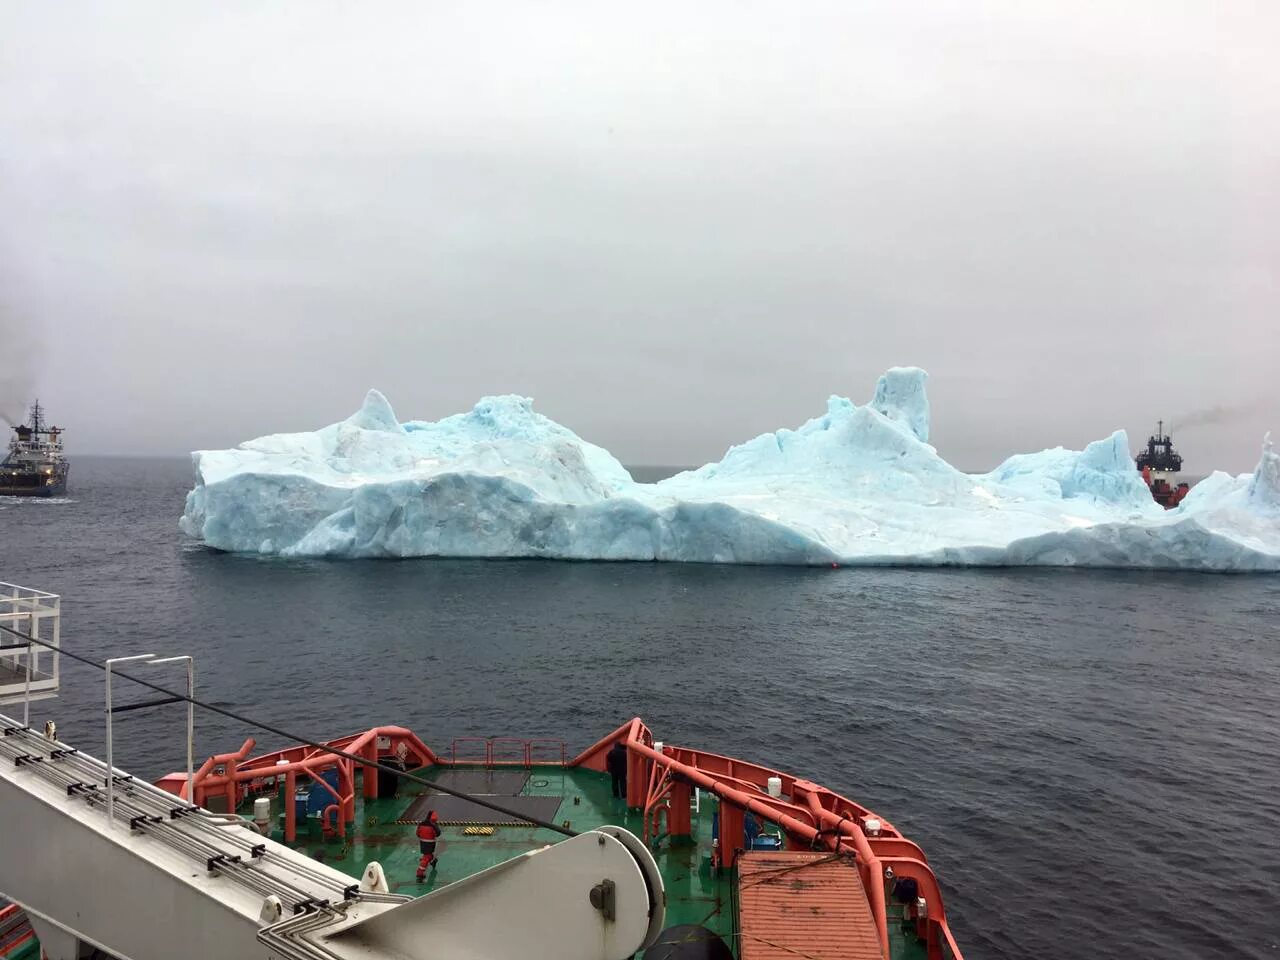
left=179, top=369, right=1280, bottom=571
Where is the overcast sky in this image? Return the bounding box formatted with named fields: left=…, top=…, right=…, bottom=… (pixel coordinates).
left=1, top=2, right=1275, bottom=472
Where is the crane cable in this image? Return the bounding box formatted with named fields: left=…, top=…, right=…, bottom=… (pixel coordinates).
left=0, top=620, right=577, bottom=838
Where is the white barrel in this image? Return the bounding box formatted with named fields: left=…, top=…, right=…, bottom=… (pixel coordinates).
left=766, top=776, right=783, bottom=798
left=253, top=797, right=271, bottom=824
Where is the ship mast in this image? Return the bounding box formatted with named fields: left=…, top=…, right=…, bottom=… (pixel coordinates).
left=29, top=400, right=43, bottom=436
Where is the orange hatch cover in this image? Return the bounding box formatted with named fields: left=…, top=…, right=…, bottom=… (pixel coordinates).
left=737, top=851, right=883, bottom=960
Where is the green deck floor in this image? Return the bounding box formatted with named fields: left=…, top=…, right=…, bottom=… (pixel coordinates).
left=246, top=765, right=928, bottom=959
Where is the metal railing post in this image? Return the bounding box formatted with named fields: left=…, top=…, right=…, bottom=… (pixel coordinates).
left=22, top=612, right=33, bottom=727
left=147, top=656, right=195, bottom=805
left=104, top=654, right=156, bottom=829
left=22, top=642, right=31, bottom=728
left=50, top=596, right=60, bottom=689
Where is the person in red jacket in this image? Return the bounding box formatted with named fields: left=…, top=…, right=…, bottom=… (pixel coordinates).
left=415, top=810, right=442, bottom=881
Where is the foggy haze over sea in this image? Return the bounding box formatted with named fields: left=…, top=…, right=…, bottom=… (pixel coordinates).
left=1, top=2, right=1276, bottom=473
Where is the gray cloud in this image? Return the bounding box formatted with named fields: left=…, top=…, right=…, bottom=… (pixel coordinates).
left=1166, top=402, right=1270, bottom=433
left=1, top=1, right=1276, bottom=472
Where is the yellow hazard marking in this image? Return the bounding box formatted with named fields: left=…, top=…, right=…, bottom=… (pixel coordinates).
left=462, top=826, right=496, bottom=836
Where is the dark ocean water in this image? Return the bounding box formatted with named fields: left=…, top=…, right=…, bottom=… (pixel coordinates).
left=2, top=456, right=1278, bottom=959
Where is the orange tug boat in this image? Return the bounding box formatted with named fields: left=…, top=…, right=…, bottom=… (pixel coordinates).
left=152, top=718, right=963, bottom=960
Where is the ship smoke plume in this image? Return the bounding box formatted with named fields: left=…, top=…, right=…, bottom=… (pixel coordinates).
left=1170, top=402, right=1266, bottom=432
left=0, top=301, right=38, bottom=427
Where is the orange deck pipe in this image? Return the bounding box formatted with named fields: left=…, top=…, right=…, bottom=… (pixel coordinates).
left=204, top=726, right=443, bottom=835
left=339, top=759, right=355, bottom=828
left=799, top=799, right=944, bottom=936
left=272, top=763, right=348, bottom=840
left=321, top=804, right=341, bottom=839
left=362, top=737, right=378, bottom=799
left=668, top=780, right=692, bottom=838
left=203, top=749, right=367, bottom=786
left=659, top=748, right=823, bottom=827
left=189, top=737, right=255, bottom=805
left=199, top=756, right=325, bottom=787
left=802, top=791, right=889, bottom=956
left=626, top=735, right=891, bottom=960
left=710, top=785, right=818, bottom=827
left=234, top=726, right=439, bottom=778
left=626, top=748, right=647, bottom=808
left=876, top=856, right=949, bottom=925
left=188, top=757, right=216, bottom=805
left=284, top=769, right=297, bottom=843
left=717, top=803, right=745, bottom=868
left=802, top=791, right=882, bottom=861
left=867, top=836, right=931, bottom=863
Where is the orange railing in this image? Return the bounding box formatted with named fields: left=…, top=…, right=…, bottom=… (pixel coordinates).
left=158, top=726, right=438, bottom=843
left=568, top=718, right=962, bottom=960
left=449, top=737, right=491, bottom=765
left=526, top=738, right=568, bottom=767
left=157, top=718, right=962, bottom=960
left=450, top=736, right=568, bottom=767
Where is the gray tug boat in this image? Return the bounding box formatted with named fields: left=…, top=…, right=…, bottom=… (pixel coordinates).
left=1, top=402, right=68, bottom=497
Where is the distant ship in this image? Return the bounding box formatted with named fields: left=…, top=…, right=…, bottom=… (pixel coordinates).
left=0, top=401, right=69, bottom=497
left=1135, top=420, right=1188, bottom=509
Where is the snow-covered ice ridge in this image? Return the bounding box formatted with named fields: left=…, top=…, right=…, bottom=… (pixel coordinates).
left=180, top=368, right=1280, bottom=570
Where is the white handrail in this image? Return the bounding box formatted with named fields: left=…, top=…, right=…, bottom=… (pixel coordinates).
left=146, top=656, right=195, bottom=808
left=22, top=611, right=32, bottom=727
left=104, top=654, right=157, bottom=830
left=0, top=582, right=60, bottom=710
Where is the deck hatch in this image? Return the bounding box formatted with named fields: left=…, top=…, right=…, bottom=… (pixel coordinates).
left=397, top=793, right=563, bottom=826
left=419, top=769, right=530, bottom=796
left=737, top=851, right=882, bottom=960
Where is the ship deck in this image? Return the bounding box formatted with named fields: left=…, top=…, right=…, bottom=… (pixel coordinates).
left=238, top=764, right=931, bottom=960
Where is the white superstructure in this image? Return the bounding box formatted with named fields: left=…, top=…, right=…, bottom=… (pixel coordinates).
left=0, top=583, right=60, bottom=712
